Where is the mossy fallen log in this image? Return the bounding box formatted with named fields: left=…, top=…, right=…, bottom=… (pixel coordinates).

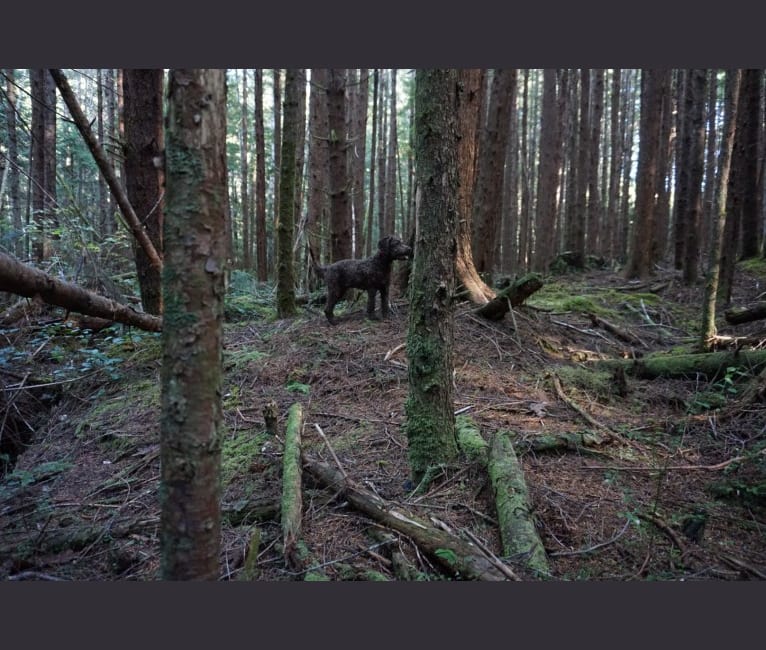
left=488, top=430, right=550, bottom=577
left=281, top=403, right=304, bottom=570
left=302, top=453, right=512, bottom=581
left=455, top=415, right=490, bottom=463
left=592, top=349, right=766, bottom=380
left=475, top=273, right=543, bottom=321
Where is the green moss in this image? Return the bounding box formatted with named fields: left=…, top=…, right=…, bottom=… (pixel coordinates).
left=556, top=366, right=614, bottom=398
left=224, top=349, right=268, bottom=372
left=221, top=430, right=270, bottom=485
left=739, top=257, right=766, bottom=278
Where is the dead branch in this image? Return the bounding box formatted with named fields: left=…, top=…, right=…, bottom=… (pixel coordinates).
left=49, top=69, right=162, bottom=272
left=301, top=453, right=511, bottom=580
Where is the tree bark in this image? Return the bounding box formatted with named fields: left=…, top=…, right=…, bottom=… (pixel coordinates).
left=327, top=69, right=352, bottom=261
left=254, top=69, right=269, bottom=281
left=122, top=68, right=164, bottom=315
left=456, top=69, right=494, bottom=304
left=276, top=69, right=301, bottom=318
left=472, top=69, right=516, bottom=279
left=160, top=69, right=228, bottom=580
left=533, top=69, right=562, bottom=272
left=406, top=69, right=460, bottom=486
left=624, top=70, right=664, bottom=279
left=700, top=70, right=741, bottom=350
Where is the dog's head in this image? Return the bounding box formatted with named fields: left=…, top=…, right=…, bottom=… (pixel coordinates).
left=379, top=235, right=413, bottom=261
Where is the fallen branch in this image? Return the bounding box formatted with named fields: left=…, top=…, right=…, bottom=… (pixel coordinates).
left=550, top=373, right=623, bottom=444
left=588, top=312, right=646, bottom=347
left=301, top=453, right=511, bottom=581
left=0, top=251, right=162, bottom=332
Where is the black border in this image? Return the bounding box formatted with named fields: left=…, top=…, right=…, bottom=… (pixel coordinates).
left=2, top=3, right=764, bottom=649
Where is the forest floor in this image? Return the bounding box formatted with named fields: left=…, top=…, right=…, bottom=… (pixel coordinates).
left=1, top=261, right=765, bottom=581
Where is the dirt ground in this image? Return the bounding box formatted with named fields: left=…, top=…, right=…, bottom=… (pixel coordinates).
left=1, top=264, right=765, bottom=581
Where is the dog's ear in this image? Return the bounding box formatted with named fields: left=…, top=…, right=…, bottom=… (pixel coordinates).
left=378, top=236, right=390, bottom=252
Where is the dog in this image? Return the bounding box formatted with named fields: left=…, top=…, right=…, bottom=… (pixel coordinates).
left=309, top=235, right=413, bottom=324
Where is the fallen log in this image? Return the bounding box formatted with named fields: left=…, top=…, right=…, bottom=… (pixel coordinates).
left=0, top=251, right=162, bottom=332
left=724, top=301, right=766, bottom=325
left=592, top=349, right=766, bottom=380
left=302, top=453, right=512, bottom=581
left=488, top=430, right=550, bottom=577
left=281, top=403, right=305, bottom=571
left=475, top=273, right=543, bottom=321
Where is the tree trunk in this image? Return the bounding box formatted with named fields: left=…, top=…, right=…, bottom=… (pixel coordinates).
left=254, top=69, right=269, bottom=281
left=376, top=71, right=388, bottom=244
left=327, top=69, right=351, bottom=261
left=472, top=69, right=516, bottom=280
left=517, top=70, right=532, bottom=270
left=605, top=69, right=622, bottom=261
left=406, top=69, right=460, bottom=487
left=456, top=69, right=494, bottom=304
left=122, top=68, right=164, bottom=315
left=682, top=69, right=708, bottom=285
left=4, top=70, right=23, bottom=259
left=533, top=69, right=562, bottom=272
left=699, top=70, right=744, bottom=351
left=239, top=70, right=251, bottom=270
left=161, top=69, right=228, bottom=580
left=653, top=69, right=673, bottom=263
left=276, top=69, right=301, bottom=318
left=29, top=69, right=57, bottom=262
left=624, top=70, right=664, bottom=279
left=350, top=69, right=369, bottom=256
left=587, top=69, right=604, bottom=256
left=306, top=68, right=330, bottom=273
left=738, top=69, right=762, bottom=259
left=366, top=70, right=379, bottom=259
left=384, top=69, right=398, bottom=237
left=272, top=69, right=282, bottom=249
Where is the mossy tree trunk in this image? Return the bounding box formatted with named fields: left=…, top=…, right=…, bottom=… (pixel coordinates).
left=276, top=69, right=302, bottom=318
left=160, top=69, right=228, bottom=580
left=405, top=70, right=460, bottom=486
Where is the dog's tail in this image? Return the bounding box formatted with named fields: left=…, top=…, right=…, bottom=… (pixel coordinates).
left=308, top=245, right=325, bottom=280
